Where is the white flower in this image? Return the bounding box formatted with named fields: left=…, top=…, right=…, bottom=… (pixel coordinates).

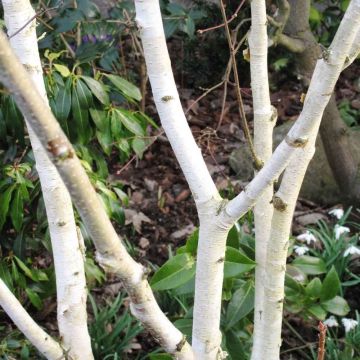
left=343, top=245, right=360, bottom=257
left=328, top=208, right=344, bottom=220
left=294, top=245, right=309, bottom=256
left=342, top=318, right=358, bottom=333
left=334, top=224, right=350, bottom=240
left=324, top=316, right=339, bottom=327
left=296, top=231, right=317, bottom=245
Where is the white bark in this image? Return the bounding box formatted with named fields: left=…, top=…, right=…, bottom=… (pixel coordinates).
left=1, top=1, right=93, bottom=358
left=226, top=0, right=360, bottom=222
left=248, top=1, right=276, bottom=357
left=251, top=2, right=360, bottom=358
left=0, top=279, right=64, bottom=359
left=0, top=30, right=193, bottom=359
left=133, top=1, right=234, bottom=358
left=134, top=0, right=218, bottom=204
left=258, top=137, right=315, bottom=360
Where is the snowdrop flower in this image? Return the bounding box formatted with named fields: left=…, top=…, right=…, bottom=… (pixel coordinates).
left=343, top=245, right=360, bottom=257
left=294, top=245, right=309, bottom=256
left=324, top=316, right=339, bottom=328
left=342, top=318, right=358, bottom=333
left=296, top=231, right=317, bottom=245
left=334, top=224, right=350, bottom=240
left=328, top=208, right=344, bottom=220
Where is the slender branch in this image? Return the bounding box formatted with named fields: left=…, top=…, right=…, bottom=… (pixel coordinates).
left=220, top=0, right=261, bottom=169
left=197, top=0, right=246, bottom=35
left=0, top=30, right=194, bottom=359
left=0, top=279, right=64, bottom=359
left=225, top=0, right=360, bottom=223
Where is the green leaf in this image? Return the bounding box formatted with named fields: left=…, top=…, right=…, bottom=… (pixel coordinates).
left=0, top=261, right=13, bottom=290
left=227, top=225, right=240, bottom=249
left=285, top=273, right=305, bottom=293
left=132, top=138, right=146, bottom=158
left=292, top=256, right=326, bottom=275
left=184, top=17, right=195, bottom=37
left=25, top=288, right=43, bottom=310
left=150, top=253, right=195, bottom=291
left=0, top=185, right=14, bottom=231
left=225, top=280, right=254, bottom=330
left=114, top=109, right=144, bottom=136
left=225, top=330, right=248, bottom=360
left=14, top=256, right=38, bottom=281
left=10, top=187, right=24, bottom=231
left=110, top=109, right=123, bottom=139
left=149, top=354, right=172, bottom=360
left=307, top=304, right=326, bottom=320
left=72, top=82, right=92, bottom=144
left=224, top=247, right=256, bottom=278
left=305, top=277, right=322, bottom=299
left=55, top=78, right=72, bottom=123
left=109, top=198, right=125, bottom=225
left=322, top=296, right=350, bottom=316
left=104, top=74, right=142, bottom=101
left=320, top=266, right=340, bottom=302
left=85, top=257, right=106, bottom=284
left=174, top=318, right=193, bottom=339
left=185, top=228, right=199, bottom=255
left=80, top=76, right=109, bottom=105
left=53, top=63, right=71, bottom=77
left=89, top=108, right=108, bottom=132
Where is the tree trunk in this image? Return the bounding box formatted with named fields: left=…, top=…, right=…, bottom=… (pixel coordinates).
left=284, top=0, right=360, bottom=207
left=2, top=1, right=93, bottom=358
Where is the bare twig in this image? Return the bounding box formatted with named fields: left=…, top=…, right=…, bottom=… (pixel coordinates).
left=220, top=0, right=261, bottom=169
left=198, top=0, right=246, bottom=35
left=9, top=1, right=63, bottom=39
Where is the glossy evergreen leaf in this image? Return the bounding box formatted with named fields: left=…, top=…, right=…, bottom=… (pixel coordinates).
left=25, top=288, right=43, bottom=310
left=89, top=108, right=108, bottom=132
left=111, top=109, right=123, bottom=139
left=225, top=280, right=254, bottom=329
left=150, top=253, right=195, bottom=291
left=0, top=185, right=15, bottom=231
left=81, top=76, right=110, bottom=105
left=185, top=228, right=199, bottom=255
left=224, top=247, right=256, bottom=278
left=104, top=74, right=142, bottom=101
left=55, top=77, right=72, bottom=123
left=72, top=82, right=92, bottom=144
left=10, top=187, right=24, bottom=231
left=132, top=138, right=146, bottom=158
left=114, top=109, right=144, bottom=136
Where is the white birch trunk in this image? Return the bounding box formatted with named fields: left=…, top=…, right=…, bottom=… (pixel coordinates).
left=248, top=2, right=276, bottom=357
left=0, top=279, right=64, bottom=359
left=1, top=2, right=94, bottom=358
left=0, top=30, right=194, bottom=359
left=252, top=1, right=360, bottom=360
left=226, top=0, right=360, bottom=222
left=133, top=1, right=234, bottom=358
left=258, top=137, right=315, bottom=360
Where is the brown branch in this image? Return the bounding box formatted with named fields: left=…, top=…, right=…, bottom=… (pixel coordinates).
left=197, top=0, right=246, bottom=35
left=277, top=33, right=306, bottom=53
left=220, top=0, right=261, bottom=169
left=317, top=321, right=327, bottom=360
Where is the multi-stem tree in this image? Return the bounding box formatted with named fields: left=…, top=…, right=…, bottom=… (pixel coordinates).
left=0, top=0, right=359, bottom=359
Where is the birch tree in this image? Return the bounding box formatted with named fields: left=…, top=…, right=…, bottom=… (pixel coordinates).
left=0, top=0, right=359, bottom=359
